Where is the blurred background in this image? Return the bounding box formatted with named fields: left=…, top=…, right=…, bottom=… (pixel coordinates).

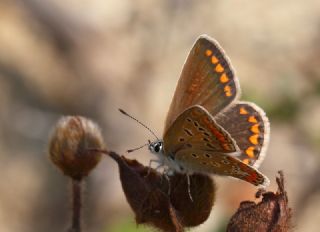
left=0, top=0, right=319, bottom=231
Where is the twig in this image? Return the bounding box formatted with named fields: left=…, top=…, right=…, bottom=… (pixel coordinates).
left=71, top=179, right=82, bottom=232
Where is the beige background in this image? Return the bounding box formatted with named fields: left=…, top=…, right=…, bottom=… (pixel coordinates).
left=0, top=0, right=319, bottom=231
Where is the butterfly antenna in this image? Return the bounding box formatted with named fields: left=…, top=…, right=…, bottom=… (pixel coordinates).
left=127, top=143, right=149, bottom=153
left=119, top=109, right=159, bottom=140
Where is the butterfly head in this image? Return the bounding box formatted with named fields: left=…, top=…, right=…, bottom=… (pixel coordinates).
left=148, top=140, right=164, bottom=155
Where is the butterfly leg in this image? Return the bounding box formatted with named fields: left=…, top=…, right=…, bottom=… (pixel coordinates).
left=145, top=159, right=163, bottom=177
left=161, top=167, right=173, bottom=196
left=148, top=159, right=163, bottom=169
left=164, top=173, right=171, bottom=196
left=162, top=166, right=171, bottom=183
left=186, top=174, right=193, bottom=202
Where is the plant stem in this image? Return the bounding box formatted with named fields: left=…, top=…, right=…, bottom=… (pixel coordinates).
left=71, top=179, right=82, bottom=232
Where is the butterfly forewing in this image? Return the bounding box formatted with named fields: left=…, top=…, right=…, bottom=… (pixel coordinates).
left=174, top=149, right=269, bottom=187
left=163, top=105, right=238, bottom=156
left=164, top=35, right=240, bottom=134
left=215, top=102, right=270, bottom=168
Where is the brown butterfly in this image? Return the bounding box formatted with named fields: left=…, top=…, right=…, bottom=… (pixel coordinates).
left=147, top=35, right=270, bottom=187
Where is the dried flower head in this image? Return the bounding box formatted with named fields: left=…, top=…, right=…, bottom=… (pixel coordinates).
left=227, top=171, right=291, bottom=232
left=107, top=151, right=216, bottom=232
left=49, top=116, right=104, bottom=180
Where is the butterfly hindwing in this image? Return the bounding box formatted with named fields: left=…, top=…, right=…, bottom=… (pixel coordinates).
left=163, top=105, right=238, bottom=156
left=215, top=102, right=270, bottom=168
left=164, top=35, right=240, bottom=134
left=174, top=149, right=269, bottom=187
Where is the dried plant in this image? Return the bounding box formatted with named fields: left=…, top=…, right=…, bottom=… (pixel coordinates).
left=49, top=116, right=105, bottom=232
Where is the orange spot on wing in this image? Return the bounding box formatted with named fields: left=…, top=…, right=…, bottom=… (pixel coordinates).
left=249, top=134, right=259, bottom=145
left=224, top=85, right=232, bottom=97
left=185, top=76, right=201, bottom=105
left=248, top=116, right=258, bottom=123
left=223, top=144, right=231, bottom=150
left=245, top=171, right=259, bottom=185
left=240, top=107, right=248, bottom=115
left=215, top=63, right=224, bottom=73
left=245, top=146, right=255, bottom=158
left=251, top=124, right=260, bottom=134
left=202, top=117, right=233, bottom=151
left=220, top=73, right=229, bottom=83
left=239, top=162, right=251, bottom=172
left=242, top=159, right=250, bottom=165
left=211, top=55, right=219, bottom=64
left=205, top=49, right=213, bottom=56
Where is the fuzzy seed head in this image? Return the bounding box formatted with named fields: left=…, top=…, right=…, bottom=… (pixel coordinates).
left=49, top=116, right=104, bottom=179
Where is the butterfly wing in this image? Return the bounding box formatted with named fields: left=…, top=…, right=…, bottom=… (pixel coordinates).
left=174, top=149, right=269, bottom=187
left=163, top=105, right=270, bottom=187
left=215, top=102, right=270, bottom=168
left=164, top=35, right=240, bottom=134
left=163, top=105, right=239, bottom=156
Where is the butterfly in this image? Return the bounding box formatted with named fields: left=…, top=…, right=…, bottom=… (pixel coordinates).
left=147, top=35, right=270, bottom=187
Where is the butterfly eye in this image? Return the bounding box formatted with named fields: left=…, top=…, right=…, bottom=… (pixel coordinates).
left=154, top=143, right=162, bottom=153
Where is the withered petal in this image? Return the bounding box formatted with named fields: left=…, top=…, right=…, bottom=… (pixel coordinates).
left=108, top=152, right=216, bottom=232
